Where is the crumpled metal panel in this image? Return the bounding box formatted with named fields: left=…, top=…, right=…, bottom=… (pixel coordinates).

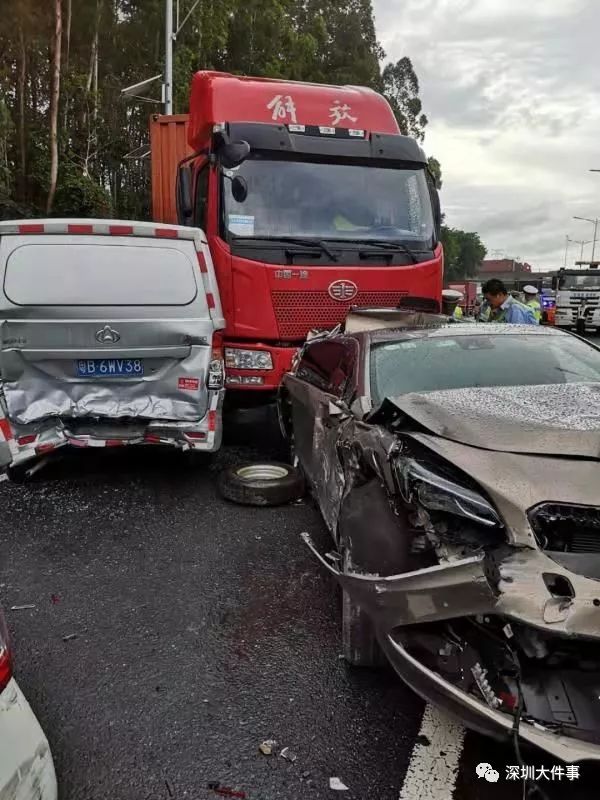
left=386, top=382, right=600, bottom=457
left=302, top=533, right=497, bottom=627
left=406, top=432, right=600, bottom=548
left=3, top=350, right=210, bottom=425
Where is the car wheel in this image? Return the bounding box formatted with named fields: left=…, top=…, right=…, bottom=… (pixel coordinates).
left=218, top=462, right=304, bottom=507
left=340, top=549, right=384, bottom=667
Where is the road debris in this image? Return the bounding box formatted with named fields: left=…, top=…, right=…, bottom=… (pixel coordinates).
left=62, top=633, right=78, bottom=642
left=329, top=777, right=349, bottom=791
left=258, top=739, right=277, bottom=755
left=279, top=746, right=297, bottom=763
left=10, top=604, right=36, bottom=610
left=207, top=782, right=246, bottom=799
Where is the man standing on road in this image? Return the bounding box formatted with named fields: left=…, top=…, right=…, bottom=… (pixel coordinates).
left=523, top=285, right=542, bottom=323
left=479, top=279, right=538, bottom=324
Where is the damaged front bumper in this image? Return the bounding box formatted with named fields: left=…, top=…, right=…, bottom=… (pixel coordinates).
left=301, top=532, right=600, bottom=763
left=0, top=679, right=57, bottom=800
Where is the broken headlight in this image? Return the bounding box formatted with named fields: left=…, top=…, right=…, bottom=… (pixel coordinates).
left=397, top=459, right=502, bottom=529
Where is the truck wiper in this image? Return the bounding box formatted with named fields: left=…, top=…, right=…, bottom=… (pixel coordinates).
left=232, top=235, right=338, bottom=262
left=328, top=238, right=418, bottom=264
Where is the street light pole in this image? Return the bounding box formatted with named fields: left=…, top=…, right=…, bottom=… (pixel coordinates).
left=573, top=216, right=600, bottom=264
left=164, top=0, right=173, bottom=114
left=564, top=235, right=569, bottom=268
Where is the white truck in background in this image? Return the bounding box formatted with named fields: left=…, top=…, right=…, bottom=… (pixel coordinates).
left=553, top=267, right=600, bottom=334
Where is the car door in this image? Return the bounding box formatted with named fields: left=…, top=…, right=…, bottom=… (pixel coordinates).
left=288, top=336, right=359, bottom=529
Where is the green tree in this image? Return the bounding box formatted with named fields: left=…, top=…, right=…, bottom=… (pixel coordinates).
left=381, top=56, right=428, bottom=141
left=442, top=226, right=487, bottom=281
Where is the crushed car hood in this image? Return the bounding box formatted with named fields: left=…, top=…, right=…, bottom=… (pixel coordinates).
left=385, top=382, right=600, bottom=457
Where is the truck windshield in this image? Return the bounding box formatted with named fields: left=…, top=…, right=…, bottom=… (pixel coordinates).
left=561, top=274, right=600, bottom=290
left=222, top=157, right=434, bottom=246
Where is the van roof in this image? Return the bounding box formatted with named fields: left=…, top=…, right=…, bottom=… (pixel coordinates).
left=188, top=71, right=399, bottom=150
left=0, top=218, right=205, bottom=242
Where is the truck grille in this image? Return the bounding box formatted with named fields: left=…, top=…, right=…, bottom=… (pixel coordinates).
left=529, top=503, right=600, bottom=553
left=272, top=290, right=410, bottom=338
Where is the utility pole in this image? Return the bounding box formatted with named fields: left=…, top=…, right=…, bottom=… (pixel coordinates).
left=573, top=216, right=599, bottom=264
left=564, top=235, right=569, bottom=268
left=164, top=0, right=173, bottom=114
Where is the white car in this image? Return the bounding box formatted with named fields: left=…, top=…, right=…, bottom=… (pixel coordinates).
left=0, top=610, right=57, bottom=800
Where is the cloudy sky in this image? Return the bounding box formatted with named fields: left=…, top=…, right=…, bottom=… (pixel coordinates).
left=373, top=0, right=600, bottom=269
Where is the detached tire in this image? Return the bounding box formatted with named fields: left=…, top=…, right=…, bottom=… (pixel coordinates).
left=218, top=462, right=304, bottom=507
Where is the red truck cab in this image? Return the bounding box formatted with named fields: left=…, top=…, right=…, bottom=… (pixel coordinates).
left=151, top=71, right=443, bottom=399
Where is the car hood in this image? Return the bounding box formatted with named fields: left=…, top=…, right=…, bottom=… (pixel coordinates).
left=383, top=382, right=600, bottom=458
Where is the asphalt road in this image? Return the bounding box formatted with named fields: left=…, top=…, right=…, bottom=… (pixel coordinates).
left=1, top=405, right=600, bottom=800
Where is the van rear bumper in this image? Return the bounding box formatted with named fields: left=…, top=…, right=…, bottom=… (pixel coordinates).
left=1, top=389, right=224, bottom=472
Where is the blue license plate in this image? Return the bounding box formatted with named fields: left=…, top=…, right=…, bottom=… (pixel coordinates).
left=76, top=359, right=144, bottom=377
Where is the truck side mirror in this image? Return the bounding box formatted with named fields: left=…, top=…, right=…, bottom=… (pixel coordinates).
left=551, top=276, right=557, bottom=290
left=176, top=165, right=193, bottom=226
left=220, top=141, right=251, bottom=169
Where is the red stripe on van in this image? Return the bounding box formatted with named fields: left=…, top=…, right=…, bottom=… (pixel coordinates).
left=68, top=224, right=94, bottom=234
left=18, top=224, right=45, bottom=234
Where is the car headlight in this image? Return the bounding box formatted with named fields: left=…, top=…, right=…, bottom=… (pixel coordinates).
left=396, top=459, right=502, bottom=528
left=224, top=348, right=274, bottom=370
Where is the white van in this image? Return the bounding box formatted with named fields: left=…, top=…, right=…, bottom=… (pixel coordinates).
left=0, top=219, right=225, bottom=475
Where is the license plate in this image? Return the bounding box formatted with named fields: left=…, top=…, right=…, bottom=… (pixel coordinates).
left=76, top=359, right=144, bottom=377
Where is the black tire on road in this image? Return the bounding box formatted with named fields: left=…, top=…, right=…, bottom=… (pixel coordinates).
left=341, top=549, right=385, bottom=667
left=218, top=462, right=304, bottom=507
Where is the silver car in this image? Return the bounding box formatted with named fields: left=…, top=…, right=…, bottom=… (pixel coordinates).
left=280, top=318, right=600, bottom=763
left=0, top=219, right=225, bottom=476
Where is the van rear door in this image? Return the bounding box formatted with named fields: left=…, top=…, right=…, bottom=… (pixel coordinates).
left=0, top=224, right=223, bottom=426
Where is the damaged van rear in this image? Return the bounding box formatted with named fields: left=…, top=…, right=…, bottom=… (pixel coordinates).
left=0, top=219, right=225, bottom=476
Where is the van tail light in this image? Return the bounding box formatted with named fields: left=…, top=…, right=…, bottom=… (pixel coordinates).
left=207, top=334, right=224, bottom=390
left=0, top=610, right=12, bottom=694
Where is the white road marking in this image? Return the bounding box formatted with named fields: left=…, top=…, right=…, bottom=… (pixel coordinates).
left=399, top=704, right=466, bottom=800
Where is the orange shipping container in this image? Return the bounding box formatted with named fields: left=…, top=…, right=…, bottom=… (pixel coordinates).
left=149, top=114, right=192, bottom=224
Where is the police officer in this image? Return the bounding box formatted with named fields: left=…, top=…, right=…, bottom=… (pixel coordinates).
left=523, top=285, right=542, bottom=323
left=442, top=288, right=464, bottom=320
left=478, top=279, right=538, bottom=324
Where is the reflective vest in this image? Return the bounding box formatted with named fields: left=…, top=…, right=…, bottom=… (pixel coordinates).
left=453, top=306, right=463, bottom=320
left=526, top=299, right=542, bottom=323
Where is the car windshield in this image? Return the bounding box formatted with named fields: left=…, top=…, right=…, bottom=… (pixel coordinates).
left=561, top=274, right=600, bottom=289
left=370, top=333, right=600, bottom=404
left=222, top=156, right=434, bottom=245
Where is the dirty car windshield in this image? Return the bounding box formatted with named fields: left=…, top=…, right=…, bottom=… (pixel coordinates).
left=223, top=156, right=434, bottom=244
left=370, top=333, right=600, bottom=404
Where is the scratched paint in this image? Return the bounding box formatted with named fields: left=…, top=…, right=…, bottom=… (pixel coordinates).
left=399, top=704, right=465, bottom=800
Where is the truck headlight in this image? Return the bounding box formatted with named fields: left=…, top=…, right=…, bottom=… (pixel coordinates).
left=396, top=459, right=502, bottom=528
left=224, top=348, right=274, bottom=370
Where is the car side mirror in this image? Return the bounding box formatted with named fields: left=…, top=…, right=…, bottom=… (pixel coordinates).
left=176, top=165, right=193, bottom=225
left=220, top=140, right=251, bottom=169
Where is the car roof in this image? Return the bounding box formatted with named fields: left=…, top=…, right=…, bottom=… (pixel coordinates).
left=365, top=322, right=573, bottom=344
